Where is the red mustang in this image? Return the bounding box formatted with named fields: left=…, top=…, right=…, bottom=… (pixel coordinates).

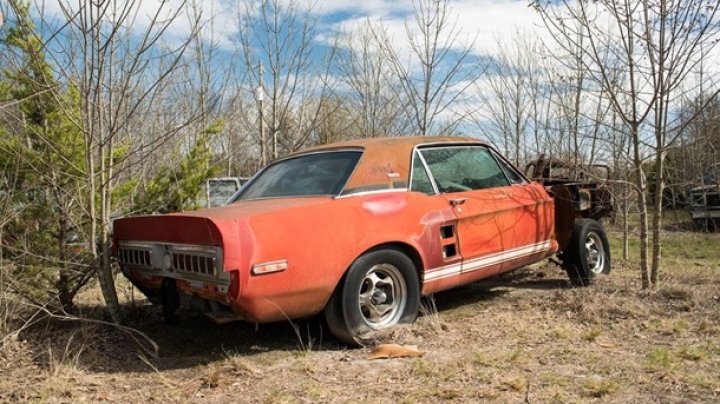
left=113, top=137, right=611, bottom=345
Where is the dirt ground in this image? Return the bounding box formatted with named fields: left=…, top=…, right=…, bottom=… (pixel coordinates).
left=1, top=229, right=719, bottom=403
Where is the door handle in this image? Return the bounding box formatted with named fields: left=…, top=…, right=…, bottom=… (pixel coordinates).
left=449, top=198, right=468, bottom=207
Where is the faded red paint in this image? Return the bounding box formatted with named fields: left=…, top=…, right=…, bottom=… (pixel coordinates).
left=113, top=136, right=558, bottom=324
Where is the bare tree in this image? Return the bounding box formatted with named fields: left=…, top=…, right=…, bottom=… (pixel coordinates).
left=534, top=0, right=720, bottom=288
left=373, top=0, right=479, bottom=135
left=38, top=0, right=207, bottom=318
left=235, top=0, right=337, bottom=158
left=336, top=20, right=410, bottom=138
left=477, top=32, right=542, bottom=165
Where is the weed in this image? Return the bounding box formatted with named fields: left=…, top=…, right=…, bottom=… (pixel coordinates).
left=677, top=345, right=705, bottom=361
left=201, top=366, right=223, bottom=388
left=507, top=348, right=529, bottom=365
left=697, top=319, right=718, bottom=335
left=263, top=388, right=297, bottom=404
left=500, top=375, right=526, bottom=392
left=688, top=374, right=720, bottom=390
left=582, top=377, right=620, bottom=398
left=581, top=326, right=602, bottom=342
left=551, top=325, right=574, bottom=340
left=411, top=358, right=434, bottom=377
left=669, top=319, right=689, bottom=335
left=299, top=381, right=325, bottom=400
left=473, top=350, right=491, bottom=367
left=646, top=347, right=675, bottom=371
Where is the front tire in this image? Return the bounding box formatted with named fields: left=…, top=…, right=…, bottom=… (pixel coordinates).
left=562, top=218, right=611, bottom=286
left=324, top=249, right=420, bottom=346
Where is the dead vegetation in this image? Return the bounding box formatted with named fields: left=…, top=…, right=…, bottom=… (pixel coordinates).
left=0, top=228, right=719, bottom=403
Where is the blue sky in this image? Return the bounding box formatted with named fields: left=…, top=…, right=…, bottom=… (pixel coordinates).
left=31, top=0, right=547, bottom=61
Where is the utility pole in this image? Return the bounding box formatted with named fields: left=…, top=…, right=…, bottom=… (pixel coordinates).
left=256, top=63, right=266, bottom=166
left=273, top=96, right=277, bottom=159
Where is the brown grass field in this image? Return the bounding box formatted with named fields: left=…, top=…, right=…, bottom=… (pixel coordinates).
left=1, top=218, right=719, bottom=403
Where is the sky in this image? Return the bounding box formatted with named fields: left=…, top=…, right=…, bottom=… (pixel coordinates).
left=22, top=0, right=719, bottom=149
left=31, top=0, right=548, bottom=63
left=23, top=0, right=551, bottom=137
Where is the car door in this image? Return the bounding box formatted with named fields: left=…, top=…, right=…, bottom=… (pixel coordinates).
left=490, top=150, right=555, bottom=270
left=417, top=145, right=534, bottom=279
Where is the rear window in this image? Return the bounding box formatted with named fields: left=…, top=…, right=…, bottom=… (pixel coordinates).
left=232, top=151, right=362, bottom=200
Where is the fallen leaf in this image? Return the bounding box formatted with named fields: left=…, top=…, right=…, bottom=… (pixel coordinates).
left=367, top=344, right=425, bottom=359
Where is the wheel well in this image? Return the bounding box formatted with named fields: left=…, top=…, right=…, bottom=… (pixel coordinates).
left=322, top=242, right=425, bottom=319
left=363, top=242, right=425, bottom=279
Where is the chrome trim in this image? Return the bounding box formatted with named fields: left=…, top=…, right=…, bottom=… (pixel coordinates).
left=119, top=241, right=156, bottom=249
left=118, top=240, right=225, bottom=283
left=127, top=267, right=231, bottom=286
left=487, top=148, right=529, bottom=184
left=170, top=244, right=217, bottom=254
left=334, top=188, right=408, bottom=199
left=424, top=240, right=552, bottom=283
left=408, top=150, right=440, bottom=195
left=251, top=259, right=288, bottom=275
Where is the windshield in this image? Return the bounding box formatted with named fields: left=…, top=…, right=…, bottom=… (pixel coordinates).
left=704, top=164, right=720, bottom=185
left=232, top=150, right=362, bottom=200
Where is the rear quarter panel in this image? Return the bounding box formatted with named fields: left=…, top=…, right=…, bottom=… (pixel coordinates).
left=234, top=192, right=456, bottom=322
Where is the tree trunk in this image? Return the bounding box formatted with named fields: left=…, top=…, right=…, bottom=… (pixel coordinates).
left=650, top=151, right=664, bottom=286
left=622, top=183, right=629, bottom=260
left=631, top=123, right=650, bottom=288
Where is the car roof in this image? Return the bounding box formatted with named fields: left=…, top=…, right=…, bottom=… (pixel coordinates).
left=286, top=135, right=489, bottom=195
left=294, top=135, right=487, bottom=154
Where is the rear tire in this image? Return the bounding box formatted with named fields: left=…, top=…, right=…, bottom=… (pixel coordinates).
left=161, top=278, right=180, bottom=325
left=324, top=249, right=420, bottom=346
left=562, top=219, right=611, bottom=286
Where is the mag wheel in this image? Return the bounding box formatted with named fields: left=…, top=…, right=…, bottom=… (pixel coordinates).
left=563, top=218, right=611, bottom=286
left=325, top=249, right=420, bottom=346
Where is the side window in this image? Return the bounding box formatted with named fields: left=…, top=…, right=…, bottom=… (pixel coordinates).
left=493, top=153, right=526, bottom=185
left=420, top=147, right=510, bottom=193
left=410, top=152, right=435, bottom=195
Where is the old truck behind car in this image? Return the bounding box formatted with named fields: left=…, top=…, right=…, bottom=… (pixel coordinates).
left=113, top=136, right=612, bottom=345
left=689, top=163, right=720, bottom=231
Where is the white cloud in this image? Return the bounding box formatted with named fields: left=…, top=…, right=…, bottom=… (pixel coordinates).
left=32, top=0, right=239, bottom=49
left=308, top=0, right=413, bottom=17
left=322, top=0, right=549, bottom=59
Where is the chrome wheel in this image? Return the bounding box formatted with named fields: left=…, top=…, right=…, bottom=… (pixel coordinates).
left=585, top=231, right=606, bottom=274
left=358, top=263, right=406, bottom=329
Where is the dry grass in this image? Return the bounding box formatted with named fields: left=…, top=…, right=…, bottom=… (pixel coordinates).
left=0, top=221, right=718, bottom=403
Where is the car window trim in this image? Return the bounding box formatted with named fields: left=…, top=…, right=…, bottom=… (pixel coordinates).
left=488, top=148, right=529, bottom=186
left=409, top=148, right=439, bottom=195
left=230, top=148, right=364, bottom=202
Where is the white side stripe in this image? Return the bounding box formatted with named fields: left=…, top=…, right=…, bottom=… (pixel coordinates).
left=424, top=240, right=551, bottom=282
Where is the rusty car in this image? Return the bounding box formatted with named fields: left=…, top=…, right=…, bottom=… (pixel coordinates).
left=113, top=137, right=611, bottom=345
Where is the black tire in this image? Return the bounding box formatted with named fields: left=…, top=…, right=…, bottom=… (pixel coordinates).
left=161, top=278, right=180, bottom=325
left=562, top=218, right=611, bottom=286
left=324, top=249, right=420, bottom=347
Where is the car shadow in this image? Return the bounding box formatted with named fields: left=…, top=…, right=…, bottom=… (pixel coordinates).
left=20, top=303, right=335, bottom=374
left=20, top=268, right=571, bottom=374
left=430, top=268, right=570, bottom=313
